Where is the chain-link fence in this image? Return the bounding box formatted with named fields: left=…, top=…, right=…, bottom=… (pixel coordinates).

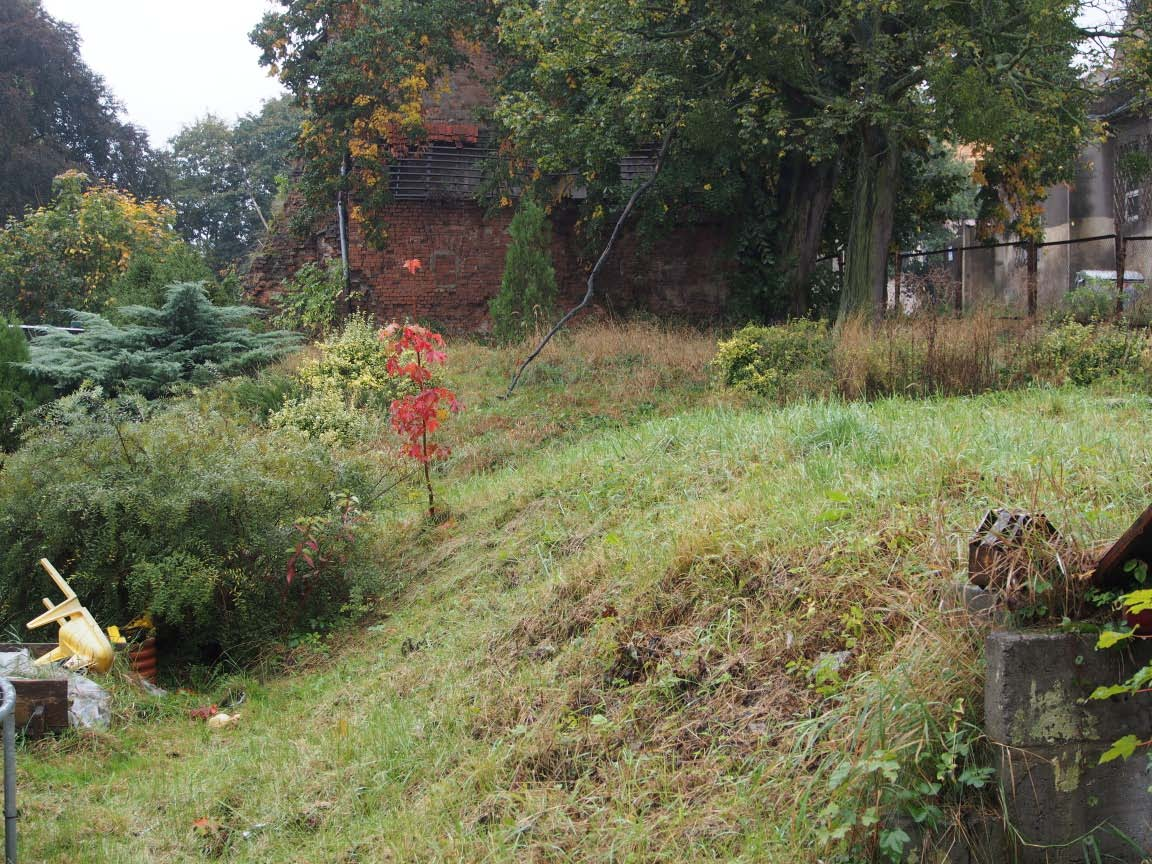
left=895, top=233, right=1152, bottom=319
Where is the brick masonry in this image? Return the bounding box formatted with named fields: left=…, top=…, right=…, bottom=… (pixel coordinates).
left=245, top=198, right=732, bottom=333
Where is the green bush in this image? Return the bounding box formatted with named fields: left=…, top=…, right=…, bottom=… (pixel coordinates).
left=22, top=282, right=299, bottom=397
left=1031, top=320, right=1144, bottom=386
left=297, top=315, right=407, bottom=407
left=1056, top=287, right=1113, bottom=325
left=0, top=317, right=53, bottom=450
left=711, top=320, right=833, bottom=399
left=270, top=315, right=416, bottom=442
left=271, top=384, right=372, bottom=445
left=273, top=259, right=344, bottom=337
left=225, top=368, right=301, bottom=421
left=105, top=244, right=215, bottom=311
left=489, top=197, right=558, bottom=343
left=713, top=316, right=1145, bottom=403
left=0, top=387, right=378, bottom=663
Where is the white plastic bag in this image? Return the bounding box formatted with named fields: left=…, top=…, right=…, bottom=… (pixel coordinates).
left=0, top=650, right=40, bottom=679
left=67, top=673, right=110, bottom=729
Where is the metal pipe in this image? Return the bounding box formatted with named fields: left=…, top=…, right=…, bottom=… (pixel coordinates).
left=0, top=676, right=16, bottom=864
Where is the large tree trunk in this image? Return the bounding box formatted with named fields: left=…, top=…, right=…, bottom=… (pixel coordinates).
left=776, top=152, right=839, bottom=318
left=838, top=124, right=901, bottom=325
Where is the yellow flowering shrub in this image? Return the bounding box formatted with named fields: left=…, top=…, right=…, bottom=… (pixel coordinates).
left=0, top=171, right=197, bottom=321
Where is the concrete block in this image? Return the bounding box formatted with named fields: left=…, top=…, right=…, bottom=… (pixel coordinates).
left=986, top=630, right=1152, bottom=861
left=985, top=631, right=1152, bottom=746
left=998, top=743, right=1152, bottom=862
left=890, top=809, right=1008, bottom=864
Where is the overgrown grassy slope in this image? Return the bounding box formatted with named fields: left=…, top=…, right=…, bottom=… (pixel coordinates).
left=18, top=324, right=1152, bottom=863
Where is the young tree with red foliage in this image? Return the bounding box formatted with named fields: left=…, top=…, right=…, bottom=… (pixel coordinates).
left=380, top=321, right=459, bottom=517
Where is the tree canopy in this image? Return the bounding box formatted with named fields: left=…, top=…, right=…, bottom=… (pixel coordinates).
left=165, top=97, right=305, bottom=273
left=495, top=0, right=1104, bottom=320
left=0, top=171, right=206, bottom=323
left=0, top=0, right=166, bottom=223
left=251, top=0, right=1151, bottom=321
left=251, top=0, right=486, bottom=242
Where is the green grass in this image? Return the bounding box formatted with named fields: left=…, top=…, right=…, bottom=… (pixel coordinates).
left=13, top=324, right=1152, bottom=863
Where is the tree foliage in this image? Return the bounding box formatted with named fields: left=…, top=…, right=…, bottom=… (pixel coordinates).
left=22, top=282, right=300, bottom=397
left=0, top=171, right=204, bottom=322
left=251, top=0, right=1148, bottom=321
left=494, top=0, right=1120, bottom=320
left=251, top=0, right=487, bottom=243
left=0, top=316, right=54, bottom=451
left=0, top=0, right=165, bottom=222
left=165, top=97, right=305, bottom=272
left=0, top=387, right=375, bottom=661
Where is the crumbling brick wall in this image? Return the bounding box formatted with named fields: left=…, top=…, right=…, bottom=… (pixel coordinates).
left=245, top=199, right=731, bottom=333
left=244, top=45, right=731, bottom=331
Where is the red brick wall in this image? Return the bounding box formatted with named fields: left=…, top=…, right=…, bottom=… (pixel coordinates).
left=351, top=201, right=515, bottom=330
left=246, top=199, right=730, bottom=333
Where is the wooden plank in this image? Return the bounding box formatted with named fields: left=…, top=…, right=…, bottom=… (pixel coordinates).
left=1093, top=503, right=1152, bottom=588
left=9, top=678, right=69, bottom=738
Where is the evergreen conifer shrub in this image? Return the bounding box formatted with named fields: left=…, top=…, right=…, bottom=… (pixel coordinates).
left=22, top=282, right=299, bottom=397
left=489, top=197, right=558, bottom=342
left=0, top=316, right=53, bottom=450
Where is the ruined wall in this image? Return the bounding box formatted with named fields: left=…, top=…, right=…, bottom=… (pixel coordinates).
left=246, top=199, right=731, bottom=333
left=245, top=41, right=730, bottom=331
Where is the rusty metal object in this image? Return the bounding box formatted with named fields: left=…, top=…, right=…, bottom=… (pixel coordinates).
left=1093, top=503, right=1152, bottom=589
left=128, top=638, right=158, bottom=685
left=968, top=509, right=1057, bottom=589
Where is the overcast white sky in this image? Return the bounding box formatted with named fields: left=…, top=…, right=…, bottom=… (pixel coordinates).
left=40, top=0, right=286, bottom=146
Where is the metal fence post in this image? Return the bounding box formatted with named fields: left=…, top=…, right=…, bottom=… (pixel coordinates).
left=0, top=676, right=15, bottom=864
left=892, top=247, right=902, bottom=313
left=1026, top=240, right=1038, bottom=318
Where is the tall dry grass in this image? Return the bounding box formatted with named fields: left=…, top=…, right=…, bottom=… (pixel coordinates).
left=535, top=317, right=718, bottom=376
left=834, top=311, right=1025, bottom=399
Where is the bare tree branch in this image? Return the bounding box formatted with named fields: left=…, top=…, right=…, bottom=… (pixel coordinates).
left=504, top=121, right=678, bottom=398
